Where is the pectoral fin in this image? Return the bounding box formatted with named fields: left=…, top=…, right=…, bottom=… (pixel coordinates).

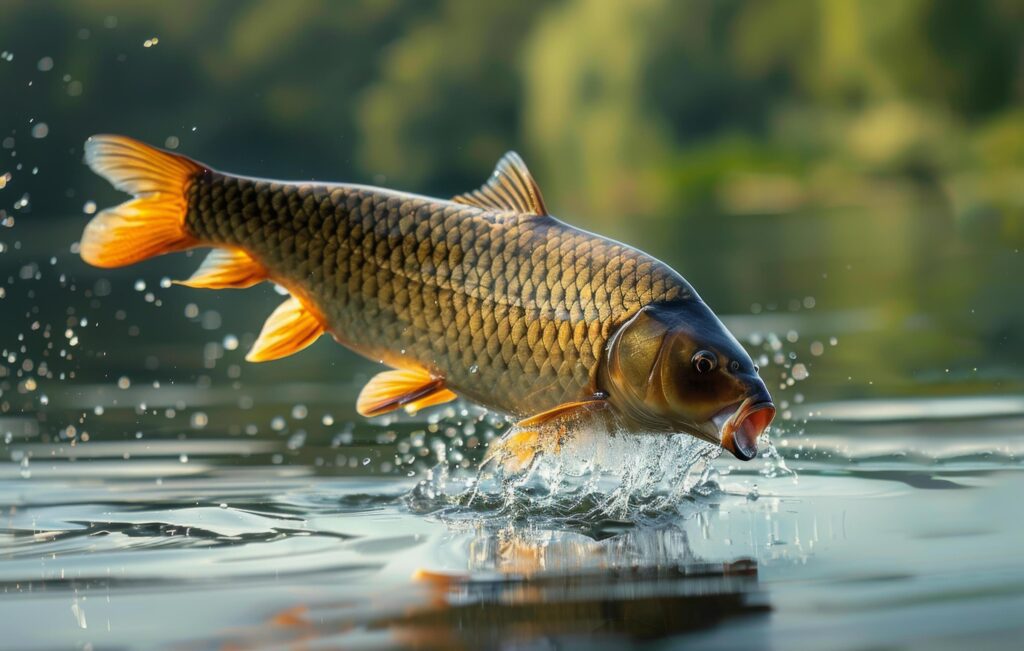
left=516, top=397, right=608, bottom=427
left=483, top=396, right=608, bottom=472
left=482, top=429, right=548, bottom=473
left=177, top=248, right=267, bottom=289
left=356, top=368, right=456, bottom=417
left=246, top=296, right=324, bottom=362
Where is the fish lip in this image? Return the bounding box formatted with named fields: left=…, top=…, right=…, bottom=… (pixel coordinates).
left=713, top=398, right=776, bottom=461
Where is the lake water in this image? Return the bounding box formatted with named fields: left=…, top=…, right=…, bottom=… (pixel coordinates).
left=2, top=376, right=1022, bottom=649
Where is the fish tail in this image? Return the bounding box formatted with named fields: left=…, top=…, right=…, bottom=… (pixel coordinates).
left=81, top=135, right=204, bottom=268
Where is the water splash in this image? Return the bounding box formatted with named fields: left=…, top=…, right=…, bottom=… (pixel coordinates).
left=407, top=420, right=724, bottom=521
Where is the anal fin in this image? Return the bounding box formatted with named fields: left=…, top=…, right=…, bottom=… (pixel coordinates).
left=356, top=368, right=456, bottom=417
left=246, top=296, right=324, bottom=362
left=177, top=248, right=267, bottom=289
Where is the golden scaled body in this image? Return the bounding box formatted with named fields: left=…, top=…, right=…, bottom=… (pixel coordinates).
left=184, top=163, right=690, bottom=417
left=81, top=136, right=774, bottom=466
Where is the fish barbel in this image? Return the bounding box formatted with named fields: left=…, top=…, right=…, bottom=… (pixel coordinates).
left=82, top=135, right=775, bottom=467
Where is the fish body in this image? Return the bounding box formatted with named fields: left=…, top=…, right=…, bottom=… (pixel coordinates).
left=82, top=136, right=774, bottom=466
left=186, top=171, right=690, bottom=416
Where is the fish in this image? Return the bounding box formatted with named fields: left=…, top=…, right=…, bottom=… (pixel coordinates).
left=81, top=135, right=775, bottom=468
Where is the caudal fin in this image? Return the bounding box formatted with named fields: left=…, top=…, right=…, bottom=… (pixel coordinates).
left=81, top=135, right=204, bottom=268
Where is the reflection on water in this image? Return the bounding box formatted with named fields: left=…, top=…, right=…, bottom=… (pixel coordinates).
left=224, top=528, right=766, bottom=651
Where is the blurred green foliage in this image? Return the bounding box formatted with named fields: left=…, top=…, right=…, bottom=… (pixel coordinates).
left=1, top=0, right=1022, bottom=400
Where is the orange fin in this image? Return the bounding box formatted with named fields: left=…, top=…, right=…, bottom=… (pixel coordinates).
left=403, top=387, right=458, bottom=414
left=483, top=397, right=607, bottom=472
left=245, top=296, right=324, bottom=362
left=453, top=151, right=548, bottom=215
left=81, top=135, right=203, bottom=267
left=356, top=368, right=456, bottom=417
left=482, top=430, right=551, bottom=473
left=177, top=248, right=267, bottom=289
left=517, top=397, right=608, bottom=427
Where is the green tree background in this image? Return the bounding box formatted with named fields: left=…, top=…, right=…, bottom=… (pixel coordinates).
left=1, top=0, right=1022, bottom=403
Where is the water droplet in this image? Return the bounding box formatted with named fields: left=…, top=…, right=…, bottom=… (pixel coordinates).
left=70, top=601, right=86, bottom=629
left=791, top=364, right=809, bottom=381
left=291, top=404, right=308, bottom=420
left=190, top=412, right=208, bottom=429
left=287, top=431, right=306, bottom=450
left=117, top=376, right=130, bottom=389
left=30, top=123, right=48, bottom=139
left=222, top=334, right=238, bottom=351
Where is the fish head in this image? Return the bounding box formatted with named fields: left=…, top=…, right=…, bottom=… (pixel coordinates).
left=602, top=300, right=775, bottom=460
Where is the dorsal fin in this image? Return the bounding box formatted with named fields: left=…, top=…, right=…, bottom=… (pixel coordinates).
left=453, top=151, right=548, bottom=215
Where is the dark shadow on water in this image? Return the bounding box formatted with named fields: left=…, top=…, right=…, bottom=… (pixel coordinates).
left=211, top=524, right=768, bottom=651
left=844, top=469, right=970, bottom=490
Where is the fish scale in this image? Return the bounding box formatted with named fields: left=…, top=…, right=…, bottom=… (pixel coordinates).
left=183, top=170, right=689, bottom=416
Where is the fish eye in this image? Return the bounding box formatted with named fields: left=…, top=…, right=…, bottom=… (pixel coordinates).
left=692, top=350, right=716, bottom=374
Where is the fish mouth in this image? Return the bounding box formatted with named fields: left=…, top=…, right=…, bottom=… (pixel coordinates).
left=711, top=397, right=776, bottom=461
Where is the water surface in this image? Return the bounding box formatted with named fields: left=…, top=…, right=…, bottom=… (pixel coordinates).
left=2, top=387, right=1022, bottom=650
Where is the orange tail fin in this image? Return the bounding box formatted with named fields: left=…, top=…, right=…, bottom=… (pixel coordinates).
left=81, top=135, right=203, bottom=267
